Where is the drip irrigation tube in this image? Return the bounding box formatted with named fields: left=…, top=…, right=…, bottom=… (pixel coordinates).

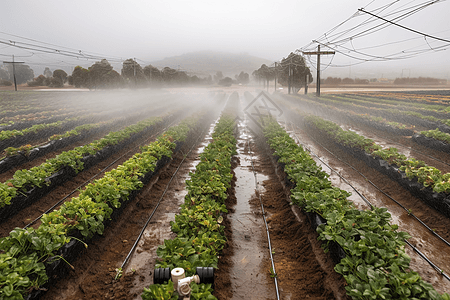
left=243, top=119, right=281, bottom=300
left=23, top=122, right=176, bottom=229
left=119, top=118, right=214, bottom=271
left=405, top=239, right=450, bottom=281
left=285, top=120, right=450, bottom=282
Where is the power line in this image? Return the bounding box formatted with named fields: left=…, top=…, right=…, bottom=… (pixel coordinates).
left=358, top=7, right=450, bottom=43
left=295, top=0, right=449, bottom=72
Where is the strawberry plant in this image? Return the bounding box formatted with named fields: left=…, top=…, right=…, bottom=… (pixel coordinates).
left=420, top=128, right=450, bottom=144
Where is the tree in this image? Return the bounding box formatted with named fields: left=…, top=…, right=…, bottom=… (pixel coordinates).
left=278, top=52, right=313, bottom=92
left=213, top=71, right=223, bottom=83
left=342, top=77, right=355, bottom=84
left=53, top=69, right=68, bottom=83
left=43, top=67, right=52, bottom=78
left=5, top=64, right=34, bottom=84
left=235, top=71, right=249, bottom=84
left=254, top=64, right=275, bottom=88
left=252, top=69, right=263, bottom=84
left=49, top=77, right=64, bottom=88
left=161, top=67, right=178, bottom=83
left=89, top=59, right=122, bottom=89
left=218, top=77, right=233, bottom=87
left=0, top=67, right=9, bottom=80
left=27, top=75, right=47, bottom=87
left=143, top=65, right=162, bottom=83
left=72, top=66, right=90, bottom=88
left=324, top=77, right=342, bottom=85
left=121, top=58, right=146, bottom=86
left=68, top=75, right=73, bottom=86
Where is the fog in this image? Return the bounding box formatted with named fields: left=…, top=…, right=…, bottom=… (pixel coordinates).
left=1, top=0, right=449, bottom=79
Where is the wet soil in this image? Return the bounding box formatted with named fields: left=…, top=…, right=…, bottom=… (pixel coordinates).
left=223, top=126, right=274, bottom=299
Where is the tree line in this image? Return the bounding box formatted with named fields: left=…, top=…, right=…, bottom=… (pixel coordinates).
left=251, top=52, right=313, bottom=93
left=0, top=58, right=256, bottom=89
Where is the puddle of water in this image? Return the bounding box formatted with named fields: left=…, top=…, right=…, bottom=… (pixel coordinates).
left=227, top=121, right=275, bottom=300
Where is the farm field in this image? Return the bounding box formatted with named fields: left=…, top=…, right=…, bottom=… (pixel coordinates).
left=1, top=88, right=450, bottom=300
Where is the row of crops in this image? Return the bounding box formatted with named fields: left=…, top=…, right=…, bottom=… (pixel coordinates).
left=0, top=108, right=207, bottom=299
left=142, top=113, right=237, bottom=300
left=278, top=91, right=450, bottom=160
left=0, top=114, right=173, bottom=221
left=0, top=93, right=181, bottom=153
left=262, top=116, right=450, bottom=299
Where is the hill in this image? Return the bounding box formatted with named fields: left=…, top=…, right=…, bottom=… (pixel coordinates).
left=150, top=51, right=273, bottom=78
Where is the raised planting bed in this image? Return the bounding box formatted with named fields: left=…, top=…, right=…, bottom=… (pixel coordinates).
left=261, top=117, right=450, bottom=300
left=0, top=113, right=206, bottom=300
left=413, top=129, right=450, bottom=153
left=304, top=115, right=450, bottom=219
left=346, top=113, right=414, bottom=136
left=141, top=114, right=237, bottom=300
left=0, top=114, right=174, bottom=223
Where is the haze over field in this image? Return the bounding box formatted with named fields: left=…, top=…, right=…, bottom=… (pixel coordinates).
left=1, top=0, right=449, bottom=80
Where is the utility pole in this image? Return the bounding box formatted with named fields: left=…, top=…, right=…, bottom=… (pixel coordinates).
left=305, top=74, right=309, bottom=95
left=288, top=62, right=291, bottom=94
left=274, top=62, right=277, bottom=92
left=3, top=55, right=24, bottom=91
left=303, top=45, right=335, bottom=97
left=133, top=58, right=136, bottom=86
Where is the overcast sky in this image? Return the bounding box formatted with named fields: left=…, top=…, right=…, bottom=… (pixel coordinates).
left=1, top=0, right=449, bottom=79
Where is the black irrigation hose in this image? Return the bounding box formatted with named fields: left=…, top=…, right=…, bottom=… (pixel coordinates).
left=285, top=120, right=450, bottom=281
left=404, top=239, right=450, bottom=281
left=23, top=121, right=176, bottom=229
left=243, top=120, right=281, bottom=300
left=119, top=119, right=213, bottom=270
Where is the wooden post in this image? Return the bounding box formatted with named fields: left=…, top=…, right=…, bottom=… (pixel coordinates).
left=274, top=62, right=277, bottom=92
left=316, top=45, right=321, bottom=96
left=305, top=74, right=309, bottom=94
left=302, top=45, right=335, bottom=97
left=288, top=63, right=291, bottom=94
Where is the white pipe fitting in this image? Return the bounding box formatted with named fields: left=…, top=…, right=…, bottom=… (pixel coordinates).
left=177, top=275, right=200, bottom=297
left=171, top=268, right=185, bottom=291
